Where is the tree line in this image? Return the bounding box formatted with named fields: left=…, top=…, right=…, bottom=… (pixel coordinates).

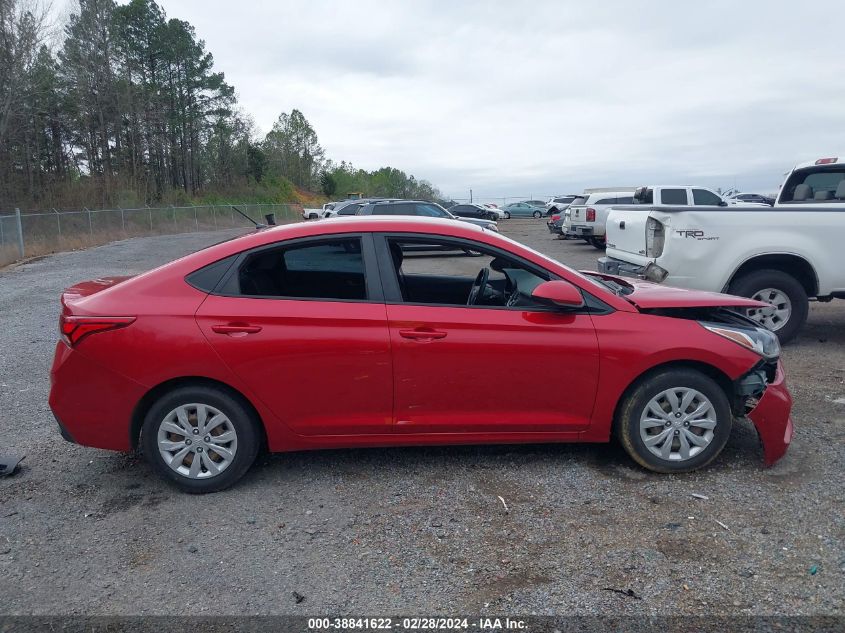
left=0, top=0, right=443, bottom=210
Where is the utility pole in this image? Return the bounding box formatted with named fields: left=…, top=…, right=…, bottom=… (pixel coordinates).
left=470, top=189, right=473, bottom=203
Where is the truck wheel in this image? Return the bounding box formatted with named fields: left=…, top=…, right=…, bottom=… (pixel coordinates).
left=616, top=368, right=732, bottom=473
left=589, top=236, right=606, bottom=250
left=728, top=269, right=808, bottom=343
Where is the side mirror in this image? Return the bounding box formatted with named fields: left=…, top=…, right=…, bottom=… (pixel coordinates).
left=531, top=280, right=584, bottom=309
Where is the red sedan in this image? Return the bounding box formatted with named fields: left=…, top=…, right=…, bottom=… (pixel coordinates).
left=49, top=217, right=793, bottom=492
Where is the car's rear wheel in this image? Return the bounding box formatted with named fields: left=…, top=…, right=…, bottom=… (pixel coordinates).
left=728, top=269, right=808, bottom=344
left=616, top=368, right=732, bottom=473
left=141, top=385, right=260, bottom=493
left=503, top=211, right=511, bottom=219
left=589, top=236, right=606, bottom=250
left=532, top=210, right=542, bottom=218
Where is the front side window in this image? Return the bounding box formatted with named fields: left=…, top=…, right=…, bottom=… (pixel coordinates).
left=661, top=189, right=688, bottom=205
left=692, top=189, right=723, bottom=205
left=235, top=238, right=367, bottom=300
left=385, top=237, right=549, bottom=309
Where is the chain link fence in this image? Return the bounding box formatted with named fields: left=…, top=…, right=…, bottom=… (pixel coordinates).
left=0, top=203, right=302, bottom=267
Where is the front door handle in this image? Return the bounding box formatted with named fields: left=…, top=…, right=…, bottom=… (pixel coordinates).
left=399, top=328, right=447, bottom=341
left=211, top=323, right=263, bottom=335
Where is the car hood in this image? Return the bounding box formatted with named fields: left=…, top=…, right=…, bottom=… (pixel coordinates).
left=582, top=272, right=766, bottom=310
left=457, top=217, right=496, bottom=228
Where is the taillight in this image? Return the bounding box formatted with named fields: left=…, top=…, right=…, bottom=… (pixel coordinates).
left=60, top=314, right=136, bottom=346
left=815, top=157, right=838, bottom=165
left=551, top=214, right=561, bottom=221
left=586, top=208, right=596, bottom=222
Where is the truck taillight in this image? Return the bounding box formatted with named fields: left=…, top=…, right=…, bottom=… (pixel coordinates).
left=60, top=314, right=136, bottom=346
left=586, top=208, right=596, bottom=222
left=815, top=157, right=838, bottom=165
left=645, top=217, right=665, bottom=258
left=551, top=214, right=560, bottom=221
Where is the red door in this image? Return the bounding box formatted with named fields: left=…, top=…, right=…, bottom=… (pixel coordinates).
left=196, top=295, right=393, bottom=436
left=387, top=304, right=600, bottom=434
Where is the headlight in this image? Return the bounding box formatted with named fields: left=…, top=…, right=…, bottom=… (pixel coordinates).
left=700, top=322, right=780, bottom=359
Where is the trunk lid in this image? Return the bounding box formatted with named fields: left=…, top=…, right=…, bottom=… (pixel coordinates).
left=582, top=272, right=766, bottom=310
left=61, top=276, right=134, bottom=311
left=605, top=207, right=651, bottom=256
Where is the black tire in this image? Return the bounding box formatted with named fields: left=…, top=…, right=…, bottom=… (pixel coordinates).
left=141, top=385, right=261, bottom=493
left=616, top=368, right=732, bottom=474
left=589, top=236, right=606, bottom=250
left=728, top=269, right=808, bottom=344
left=532, top=210, right=542, bottom=219
left=503, top=211, right=511, bottom=219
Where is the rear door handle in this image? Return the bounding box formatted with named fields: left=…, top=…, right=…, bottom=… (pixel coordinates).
left=399, top=328, right=447, bottom=341
left=211, top=323, right=262, bottom=335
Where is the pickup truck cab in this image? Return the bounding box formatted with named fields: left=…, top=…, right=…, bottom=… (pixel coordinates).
left=598, top=160, right=845, bottom=342
left=565, top=191, right=634, bottom=249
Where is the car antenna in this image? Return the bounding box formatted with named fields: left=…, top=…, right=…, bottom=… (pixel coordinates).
left=230, top=205, right=267, bottom=229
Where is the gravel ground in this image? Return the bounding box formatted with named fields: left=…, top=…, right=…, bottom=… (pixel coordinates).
left=0, top=220, right=843, bottom=616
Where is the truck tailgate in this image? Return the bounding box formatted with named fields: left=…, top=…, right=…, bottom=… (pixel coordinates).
left=605, top=207, right=651, bottom=256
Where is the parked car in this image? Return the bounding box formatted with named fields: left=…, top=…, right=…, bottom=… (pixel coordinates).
left=302, top=207, right=323, bottom=220
left=325, top=198, right=398, bottom=218
left=728, top=193, right=775, bottom=206
left=449, top=203, right=498, bottom=221
left=598, top=158, right=845, bottom=342
left=565, top=191, right=634, bottom=248
left=357, top=200, right=498, bottom=231
left=50, top=216, right=792, bottom=492
left=504, top=201, right=546, bottom=218
left=481, top=203, right=506, bottom=220
left=546, top=195, right=582, bottom=216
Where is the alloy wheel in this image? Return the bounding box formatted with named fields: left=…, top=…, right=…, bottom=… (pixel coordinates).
left=748, top=288, right=792, bottom=331
left=157, top=403, right=238, bottom=479
left=639, top=388, right=717, bottom=461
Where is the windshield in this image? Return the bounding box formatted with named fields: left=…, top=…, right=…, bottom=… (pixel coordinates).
left=416, top=203, right=451, bottom=218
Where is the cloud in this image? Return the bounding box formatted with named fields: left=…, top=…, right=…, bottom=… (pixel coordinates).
left=157, top=0, right=845, bottom=198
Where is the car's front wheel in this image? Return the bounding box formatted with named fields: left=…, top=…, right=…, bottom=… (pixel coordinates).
left=616, top=368, right=732, bottom=473
left=141, top=385, right=260, bottom=493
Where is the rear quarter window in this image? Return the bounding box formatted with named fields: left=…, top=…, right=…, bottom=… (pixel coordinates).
left=779, top=167, right=845, bottom=202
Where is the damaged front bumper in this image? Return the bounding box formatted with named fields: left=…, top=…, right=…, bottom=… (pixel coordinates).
left=743, top=360, right=794, bottom=466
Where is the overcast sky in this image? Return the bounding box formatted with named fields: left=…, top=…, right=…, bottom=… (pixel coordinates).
left=130, top=0, right=843, bottom=200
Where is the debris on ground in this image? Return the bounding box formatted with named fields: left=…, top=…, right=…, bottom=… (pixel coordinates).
left=603, top=587, right=642, bottom=600
left=0, top=455, right=24, bottom=477
left=292, top=591, right=305, bottom=604
left=497, top=495, right=509, bottom=514
left=691, top=493, right=709, bottom=500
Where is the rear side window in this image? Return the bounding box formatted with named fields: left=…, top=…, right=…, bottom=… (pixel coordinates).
left=692, top=189, right=723, bottom=205
left=616, top=196, right=634, bottom=204
left=661, top=189, right=688, bottom=205
left=779, top=166, right=845, bottom=202
left=596, top=197, right=616, bottom=205
left=186, top=255, right=239, bottom=292
left=234, top=238, right=367, bottom=300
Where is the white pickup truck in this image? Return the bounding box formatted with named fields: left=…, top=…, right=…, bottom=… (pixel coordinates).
left=597, top=158, right=845, bottom=342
